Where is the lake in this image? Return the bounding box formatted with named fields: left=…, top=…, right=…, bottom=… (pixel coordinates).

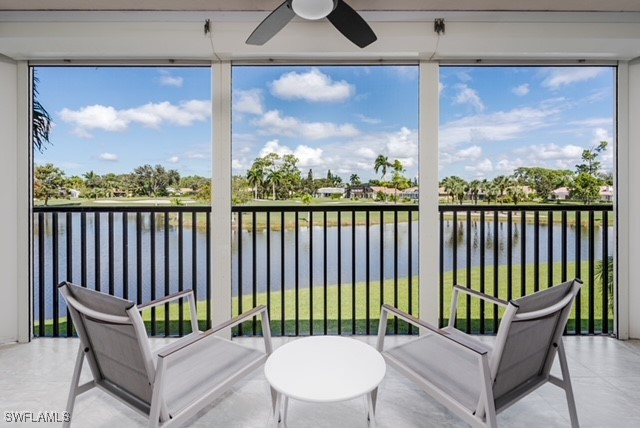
left=34, top=214, right=614, bottom=320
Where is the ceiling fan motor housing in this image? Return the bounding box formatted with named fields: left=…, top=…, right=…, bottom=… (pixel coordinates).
left=290, top=0, right=337, bottom=20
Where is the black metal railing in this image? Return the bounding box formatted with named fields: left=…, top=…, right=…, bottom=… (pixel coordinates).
left=33, top=203, right=614, bottom=338
left=231, top=205, right=418, bottom=336
left=33, top=206, right=212, bottom=337
left=439, top=204, right=614, bottom=335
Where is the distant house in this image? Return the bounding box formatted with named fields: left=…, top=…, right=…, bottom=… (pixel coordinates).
left=600, top=185, right=614, bottom=201
left=370, top=186, right=396, bottom=198
left=551, top=185, right=615, bottom=202
left=68, top=189, right=81, bottom=199
left=551, top=187, right=571, bottom=200
left=438, top=186, right=449, bottom=202
left=347, top=185, right=374, bottom=199
left=518, top=185, right=536, bottom=197
left=401, top=187, right=419, bottom=200
left=315, top=187, right=345, bottom=198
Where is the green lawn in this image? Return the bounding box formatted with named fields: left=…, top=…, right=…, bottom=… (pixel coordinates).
left=36, top=260, right=613, bottom=337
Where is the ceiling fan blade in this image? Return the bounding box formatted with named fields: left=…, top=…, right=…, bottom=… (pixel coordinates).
left=246, top=0, right=296, bottom=45
left=327, top=0, right=377, bottom=48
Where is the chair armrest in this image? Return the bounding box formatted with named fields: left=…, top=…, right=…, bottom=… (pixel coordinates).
left=381, top=304, right=442, bottom=335
left=157, top=305, right=271, bottom=359
left=453, top=285, right=509, bottom=307
left=137, top=289, right=194, bottom=311
left=138, top=289, right=199, bottom=334
left=379, top=304, right=488, bottom=355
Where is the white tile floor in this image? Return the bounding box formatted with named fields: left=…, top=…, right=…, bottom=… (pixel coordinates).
left=1, top=336, right=640, bottom=427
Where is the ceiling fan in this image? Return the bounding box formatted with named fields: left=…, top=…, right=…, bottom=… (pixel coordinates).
left=246, top=0, right=377, bottom=48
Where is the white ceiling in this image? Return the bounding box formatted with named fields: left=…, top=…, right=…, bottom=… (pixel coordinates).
left=1, top=1, right=640, bottom=62
left=2, top=0, right=640, bottom=12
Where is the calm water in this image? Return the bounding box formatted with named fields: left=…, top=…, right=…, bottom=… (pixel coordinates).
left=34, top=215, right=614, bottom=320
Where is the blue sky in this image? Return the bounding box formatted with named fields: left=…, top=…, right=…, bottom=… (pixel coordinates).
left=35, top=65, right=614, bottom=182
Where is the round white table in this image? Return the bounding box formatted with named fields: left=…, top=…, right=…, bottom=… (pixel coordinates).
left=264, top=336, right=386, bottom=427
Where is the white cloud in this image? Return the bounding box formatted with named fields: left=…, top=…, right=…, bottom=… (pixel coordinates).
left=465, top=159, right=494, bottom=175
left=455, top=70, right=473, bottom=83
left=393, top=66, right=419, bottom=81
left=569, top=117, right=612, bottom=127
left=255, top=110, right=359, bottom=140
left=385, top=127, right=418, bottom=161
left=512, top=84, right=530, bottom=96
left=232, top=159, right=245, bottom=171
left=495, top=158, right=524, bottom=174
left=357, top=114, right=382, bottom=125
left=258, top=139, right=325, bottom=169
left=440, top=106, right=558, bottom=149
left=324, top=127, right=418, bottom=177
left=455, top=145, right=483, bottom=159
left=453, top=84, right=485, bottom=112
left=269, top=68, right=355, bottom=103
left=513, top=143, right=583, bottom=161
left=99, top=152, right=118, bottom=162
left=244, top=127, right=419, bottom=181
left=355, top=147, right=377, bottom=160
left=59, top=100, right=211, bottom=137
left=233, top=89, right=264, bottom=115
left=541, top=68, right=605, bottom=89
left=592, top=127, right=612, bottom=145
left=167, top=156, right=180, bottom=164
left=159, top=72, right=184, bottom=87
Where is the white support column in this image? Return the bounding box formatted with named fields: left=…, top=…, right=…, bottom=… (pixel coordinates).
left=17, top=62, right=31, bottom=343
left=419, top=61, right=440, bottom=328
left=0, top=56, right=19, bottom=343
left=619, top=59, right=640, bottom=339
left=211, top=61, right=233, bottom=335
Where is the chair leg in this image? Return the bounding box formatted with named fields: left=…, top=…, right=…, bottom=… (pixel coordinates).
left=63, top=344, right=86, bottom=428
left=270, top=386, right=278, bottom=414
left=370, top=387, right=378, bottom=413
left=557, top=341, right=579, bottom=428
left=366, top=392, right=376, bottom=427
left=271, top=393, right=282, bottom=428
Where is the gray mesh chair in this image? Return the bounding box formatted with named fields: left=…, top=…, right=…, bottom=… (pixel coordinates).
left=377, top=279, right=582, bottom=428
left=58, top=281, right=273, bottom=428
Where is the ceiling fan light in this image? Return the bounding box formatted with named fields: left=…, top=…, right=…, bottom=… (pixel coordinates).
left=291, top=0, right=336, bottom=20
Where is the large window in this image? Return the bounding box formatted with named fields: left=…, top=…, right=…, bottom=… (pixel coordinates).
left=32, top=66, right=212, bottom=337
left=438, top=66, right=616, bottom=334
left=230, top=65, right=420, bottom=335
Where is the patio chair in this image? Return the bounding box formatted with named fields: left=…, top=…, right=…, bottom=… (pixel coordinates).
left=58, top=281, right=273, bottom=428
left=376, top=279, right=582, bottom=428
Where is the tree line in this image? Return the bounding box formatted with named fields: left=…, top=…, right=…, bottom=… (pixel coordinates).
left=440, top=142, right=612, bottom=204
left=240, top=152, right=415, bottom=202
left=35, top=141, right=611, bottom=206
left=34, top=163, right=211, bottom=205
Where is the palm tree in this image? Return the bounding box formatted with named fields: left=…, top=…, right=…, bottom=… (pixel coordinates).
left=246, top=166, right=265, bottom=199
left=507, top=186, right=526, bottom=205
left=493, top=175, right=512, bottom=204
left=374, top=155, right=392, bottom=182
left=349, top=174, right=361, bottom=186
left=83, top=171, right=102, bottom=199
left=266, top=169, right=282, bottom=201
left=391, top=159, right=406, bottom=202
left=32, top=74, right=52, bottom=153
left=595, top=256, right=614, bottom=316
left=468, top=179, right=483, bottom=205
left=442, top=176, right=466, bottom=204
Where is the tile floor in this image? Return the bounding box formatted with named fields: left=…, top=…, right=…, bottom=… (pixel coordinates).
left=1, top=336, right=639, bottom=427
